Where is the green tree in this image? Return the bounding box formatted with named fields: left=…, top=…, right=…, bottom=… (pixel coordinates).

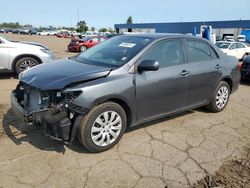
left=0, top=22, right=21, bottom=28
left=126, top=16, right=133, bottom=24
left=107, top=27, right=114, bottom=33
left=76, top=20, right=88, bottom=33
left=23, top=24, right=33, bottom=28
left=90, top=26, right=95, bottom=32
left=98, top=28, right=108, bottom=32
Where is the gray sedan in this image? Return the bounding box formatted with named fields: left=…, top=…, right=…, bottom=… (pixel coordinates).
left=11, top=34, right=240, bottom=152
left=0, top=35, right=54, bottom=74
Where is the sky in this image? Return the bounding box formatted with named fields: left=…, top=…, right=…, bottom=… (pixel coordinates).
left=1, top=0, right=249, bottom=29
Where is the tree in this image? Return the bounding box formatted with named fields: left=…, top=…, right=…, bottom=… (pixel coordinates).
left=23, top=24, right=33, bottom=28
left=90, top=26, right=95, bottom=32
left=126, top=16, right=133, bottom=24
left=76, top=20, right=88, bottom=33
left=0, top=22, right=21, bottom=28
left=98, top=28, right=108, bottom=32
left=108, top=27, right=114, bottom=33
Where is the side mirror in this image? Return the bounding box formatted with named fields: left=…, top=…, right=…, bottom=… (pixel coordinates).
left=89, top=39, right=93, bottom=43
left=138, top=60, right=160, bottom=72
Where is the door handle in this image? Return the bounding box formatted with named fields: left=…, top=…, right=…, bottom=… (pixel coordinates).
left=180, top=70, right=190, bottom=76
left=215, top=64, right=222, bottom=69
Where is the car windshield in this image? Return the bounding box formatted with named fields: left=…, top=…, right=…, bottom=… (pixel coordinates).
left=75, top=35, right=153, bottom=67
left=215, top=42, right=231, bottom=49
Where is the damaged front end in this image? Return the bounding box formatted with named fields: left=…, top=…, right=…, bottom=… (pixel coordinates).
left=11, top=81, right=88, bottom=144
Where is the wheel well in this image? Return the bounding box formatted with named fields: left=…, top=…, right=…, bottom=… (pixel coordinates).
left=221, top=78, right=233, bottom=92
left=99, top=98, right=132, bottom=127
left=12, top=54, right=42, bottom=71
left=81, top=45, right=88, bottom=49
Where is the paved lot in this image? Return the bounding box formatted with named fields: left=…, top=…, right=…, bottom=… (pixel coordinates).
left=0, top=34, right=250, bottom=187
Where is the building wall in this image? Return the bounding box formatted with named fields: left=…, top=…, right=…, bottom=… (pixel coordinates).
left=115, top=20, right=250, bottom=35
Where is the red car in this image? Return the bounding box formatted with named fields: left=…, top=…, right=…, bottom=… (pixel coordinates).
left=57, top=32, right=71, bottom=38
left=67, top=37, right=106, bottom=52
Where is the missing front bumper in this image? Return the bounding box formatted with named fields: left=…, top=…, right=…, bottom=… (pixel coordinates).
left=11, top=91, right=77, bottom=143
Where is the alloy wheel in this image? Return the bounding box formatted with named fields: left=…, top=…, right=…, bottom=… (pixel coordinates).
left=20, top=60, right=37, bottom=72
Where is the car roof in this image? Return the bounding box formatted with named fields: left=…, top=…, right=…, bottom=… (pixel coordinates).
left=216, top=41, right=232, bottom=43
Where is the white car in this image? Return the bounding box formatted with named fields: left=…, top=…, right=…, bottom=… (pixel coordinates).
left=215, top=41, right=250, bottom=60
left=0, top=35, right=54, bottom=74
left=37, top=30, right=57, bottom=36
left=237, top=35, right=246, bottom=42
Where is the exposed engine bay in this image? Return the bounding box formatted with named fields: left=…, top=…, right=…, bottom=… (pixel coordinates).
left=13, top=81, right=87, bottom=144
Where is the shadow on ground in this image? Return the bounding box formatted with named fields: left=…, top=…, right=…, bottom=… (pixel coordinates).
left=2, top=109, right=66, bottom=153
left=240, top=80, right=250, bottom=86
left=0, top=72, right=17, bottom=79
left=2, top=107, right=210, bottom=154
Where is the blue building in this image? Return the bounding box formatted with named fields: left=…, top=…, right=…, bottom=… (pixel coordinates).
left=114, top=20, right=250, bottom=41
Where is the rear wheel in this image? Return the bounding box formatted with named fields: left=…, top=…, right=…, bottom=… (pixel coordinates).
left=15, top=57, right=39, bottom=75
left=206, top=81, right=230, bottom=113
left=78, top=102, right=127, bottom=152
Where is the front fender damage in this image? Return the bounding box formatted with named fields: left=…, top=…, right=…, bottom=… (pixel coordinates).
left=40, top=101, right=88, bottom=145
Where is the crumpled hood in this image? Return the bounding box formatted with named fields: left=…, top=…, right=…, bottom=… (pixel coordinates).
left=19, top=59, right=112, bottom=90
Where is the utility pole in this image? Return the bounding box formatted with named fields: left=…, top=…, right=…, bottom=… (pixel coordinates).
left=77, top=8, right=79, bottom=23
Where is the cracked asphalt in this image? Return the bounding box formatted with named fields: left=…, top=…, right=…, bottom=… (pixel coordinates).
left=0, top=34, right=250, bottom=188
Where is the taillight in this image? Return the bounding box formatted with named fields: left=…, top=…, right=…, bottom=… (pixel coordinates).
left=237, top=62, right=242, bottom=70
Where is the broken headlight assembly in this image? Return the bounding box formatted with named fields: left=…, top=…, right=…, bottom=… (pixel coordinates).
left=63, top=91, right=87, bottom=114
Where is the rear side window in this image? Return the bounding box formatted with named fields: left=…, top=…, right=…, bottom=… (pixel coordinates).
left=186, top=40, right=212, bottom=62
left=230, top=43, right=237, bottom=50
left=141, top=39, right=184, bottom=68
left=237, top=43, right=245, bottom=48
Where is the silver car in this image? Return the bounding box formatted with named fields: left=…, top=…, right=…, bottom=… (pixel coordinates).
left=0, top=35, right=54, bottom=74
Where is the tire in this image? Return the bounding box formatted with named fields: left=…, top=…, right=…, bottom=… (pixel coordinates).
left=80, top=45, right=87, bottom=52
left=78, top=102, right=127, bottom=152
left=15, top=57, right=39, bottom=75
left=206, top=81, right=230, bottom=113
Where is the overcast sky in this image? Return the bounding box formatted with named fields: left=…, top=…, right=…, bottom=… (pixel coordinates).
left=1, top=0, right=249, bottom=28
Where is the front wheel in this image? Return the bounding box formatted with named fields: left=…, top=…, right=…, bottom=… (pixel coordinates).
left=78, top=102, right=127, bottom=152
left=206, top=81, right=230, bottom=113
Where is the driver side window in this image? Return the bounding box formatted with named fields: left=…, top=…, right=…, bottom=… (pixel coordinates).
left=141, top=39, right=184, bottom=69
